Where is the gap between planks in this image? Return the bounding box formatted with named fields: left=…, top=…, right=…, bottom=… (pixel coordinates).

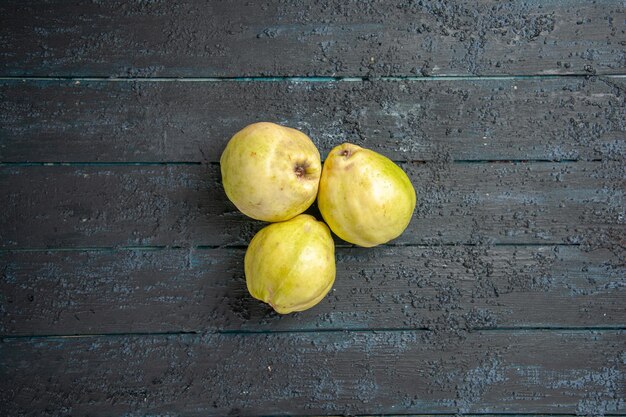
left=2, top=327, right=625, bottom=341
left=0, top=159, right=605, bottom=166
left=0, top=74, right=625, bottom=83
left=0, top=242, right=582, bottom=253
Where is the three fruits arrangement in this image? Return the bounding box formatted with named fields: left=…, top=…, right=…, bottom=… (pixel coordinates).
left=221, top=122, right=416, bottom=314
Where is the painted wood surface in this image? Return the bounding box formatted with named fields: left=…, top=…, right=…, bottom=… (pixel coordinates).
left=1, top=1, right=624, bottom=77
left=1, top=331, right=624, bottom=416
left=1, top=77, right=624, bottom=163
left=1, top=1, right=625, bottom=416
left=1, top=162, right=623, bottom=248
left=1, top=246, right=624, bottom=336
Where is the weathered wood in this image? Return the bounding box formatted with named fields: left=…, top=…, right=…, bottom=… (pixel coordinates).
left=1, top=77, right=624, bottom=163
left=2, top=2, right=624, bottom=416
left=1, top=245, right=624, bottom=336
left=1, top=1, right=624, bottom=77
left=1, top=331, right=623, bottom=415
left=1, top=162, right=623, bottom=248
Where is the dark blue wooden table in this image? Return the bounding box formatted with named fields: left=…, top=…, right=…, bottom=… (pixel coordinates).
left=1, top=1, right=624, bottom=415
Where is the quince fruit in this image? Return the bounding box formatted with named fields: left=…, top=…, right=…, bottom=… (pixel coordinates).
left=245, top=214, right=335, bottom=314
left=318, top=143, right=416, bottom=247
left=220, top=122, right=321, bottom=222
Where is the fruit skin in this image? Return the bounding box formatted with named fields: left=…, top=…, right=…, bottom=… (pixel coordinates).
left=318, top=143, right=416, bottom=247
left=245, top=214, right=336, bottom=314
left=220, top=122, right=321, bottom=222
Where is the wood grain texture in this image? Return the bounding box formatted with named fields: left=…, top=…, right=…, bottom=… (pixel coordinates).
left=1, top=245, right=624, bottom=336
left=1, top=331, right=624, bottom=416
left=1, top=162, right=623, bottom=248
left=1, top=0, right=624, bottom=77
left=2, top=1, right=625, bottom=416
left=1, top=77, right=624, bottom=163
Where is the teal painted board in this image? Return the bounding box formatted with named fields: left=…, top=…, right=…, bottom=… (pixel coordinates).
left=1, top=246, right=624, bottom=336
left=1, top=0, right=624, bottom=77
left=1, top=331, right=624, bottom=415
left=1, top=77, right=624, bottom=163
left=1, top=162, right=623, bottom=248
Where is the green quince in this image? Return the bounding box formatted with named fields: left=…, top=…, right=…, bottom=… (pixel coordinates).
left=245, top=214, right=336, bottom=314
left=220, top=122, right=321, bottom=222
left=318, top=143, right=416, bottom=247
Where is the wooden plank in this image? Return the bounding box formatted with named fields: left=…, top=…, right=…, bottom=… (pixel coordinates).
left=1, top=246, right=624, bottom=336
left=1, top=162, right=623, bottom=248
left=1, top=331, right=623, bottom=415
left=1, top=1, right=624, bottom=77
left=1, top=77, right=624, bottom=163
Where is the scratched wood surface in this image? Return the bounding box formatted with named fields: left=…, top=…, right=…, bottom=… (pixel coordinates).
left=0, top=1, right=625, bottom=416
left=2, top=246, right=624, bottom=335
left=1, top=77, right=624, bottom=162
left=1, top=0, right=624, bottom=77
left=1, top=331, right=624, bottom=416
left=1, top=162, right=623, bottom=248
